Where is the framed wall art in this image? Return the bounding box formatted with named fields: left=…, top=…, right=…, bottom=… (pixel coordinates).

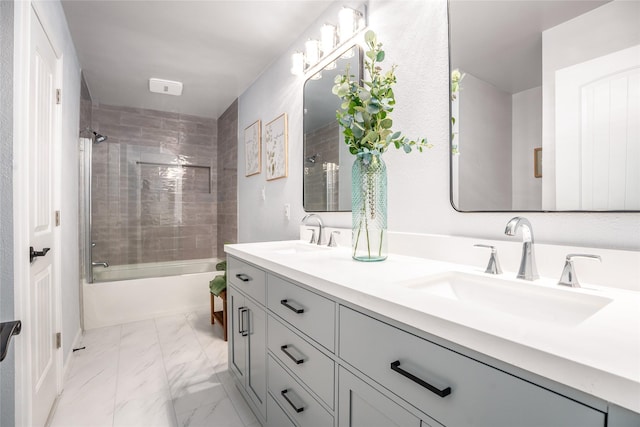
left=244, top=120, right=261, bottom=177
left=265, top=113, right=288, bottom=181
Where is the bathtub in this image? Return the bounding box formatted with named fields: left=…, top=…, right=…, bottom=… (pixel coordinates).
left=83, top=258, right=225, bottom=329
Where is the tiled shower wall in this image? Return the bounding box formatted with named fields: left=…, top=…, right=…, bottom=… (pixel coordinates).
left=216, top=100, right=238, bottom=256
left=91, top=104, right=218, bottom=266
left=303, top=120, right=340, bottom=211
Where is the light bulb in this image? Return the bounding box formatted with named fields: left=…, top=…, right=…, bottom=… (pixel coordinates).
left=290, top=51, right=304, bottom=76
left=305, top=39, right=320, bottom=66
left=338, top=7, right=356, bottom=42
left=320, top=23, right=336, bottom=56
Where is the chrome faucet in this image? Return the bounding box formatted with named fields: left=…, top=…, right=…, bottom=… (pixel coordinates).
left=301, top=214, right=324, bottom=245
left=504, top=217, right=539, bottom=281
left=92, top=261, right=109, bottom=268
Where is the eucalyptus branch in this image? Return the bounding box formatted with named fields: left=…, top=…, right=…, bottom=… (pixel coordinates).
left=332, top=30, right=431, bottom=156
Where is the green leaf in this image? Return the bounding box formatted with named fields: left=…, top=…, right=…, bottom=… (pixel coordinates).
left=403, top=144, right=412, bottom=153
left=364, top=30, right=376, bottom=44
left=376, top=50, right=385, bottom=62
left=380, top=118, right=392, bottom=129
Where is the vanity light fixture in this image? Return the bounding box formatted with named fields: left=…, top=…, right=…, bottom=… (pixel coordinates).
left=290, top=3, right=367, bottom=77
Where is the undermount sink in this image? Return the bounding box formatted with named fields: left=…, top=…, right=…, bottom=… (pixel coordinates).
left=271, top=241, right=331, bottom=255
left=403, top=272, right=612, bottom=325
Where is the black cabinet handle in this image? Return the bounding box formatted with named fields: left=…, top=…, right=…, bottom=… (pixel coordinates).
left=281, top=345, right=304, bottom=365
left=29, top=247, right=50, bottom=263
left=281, top=389, right=304, bottom=413
left=280, top=299, right=304, bottom=314
left=238, top=307, right=248, bottom=336
left=0, top=321, right=21, bottom=363
left=390, top=360, right=451, bottom=398
left=235, top=273, right=251, bottom=282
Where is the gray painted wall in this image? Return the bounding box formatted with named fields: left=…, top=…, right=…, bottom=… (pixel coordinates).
left=238, top=0, right=640, bottom=251
left=0, top=1, right=15, bottom=425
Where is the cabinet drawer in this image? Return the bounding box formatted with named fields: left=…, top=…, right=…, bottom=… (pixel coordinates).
left=268, top=315, right=335, bottom=408
left=339, top=306, right=605, bottom=427
left=268, top=355, right=333, bottom=427
left=267, top=274, right=335, bottom=351
left=267, top=393, right=295, bottom=427
left=228, top=256, right=266, bottom=305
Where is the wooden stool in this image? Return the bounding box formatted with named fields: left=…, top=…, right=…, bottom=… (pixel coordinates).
left=210, top=289, right=228, bottom=341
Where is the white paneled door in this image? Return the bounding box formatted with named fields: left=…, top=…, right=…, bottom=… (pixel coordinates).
left=29, top=9, right=59, bottom=427
left=556, top=45, right=640, bottom=210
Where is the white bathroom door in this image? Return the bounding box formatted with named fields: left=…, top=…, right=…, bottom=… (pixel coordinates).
left=555, top=45, right=640, bottom=210
left=28, top=9, right=60, bottom=427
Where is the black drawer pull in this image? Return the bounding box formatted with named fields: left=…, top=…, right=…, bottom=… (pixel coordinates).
left=281, top=389, right=304, bottom=413
left=281, top=345, right=304, bottom=365
left=280, top=299, right=304, bottom=314
left=390, top=360, right=451, bottom=398
left=235, top=273, right=251, bottom=282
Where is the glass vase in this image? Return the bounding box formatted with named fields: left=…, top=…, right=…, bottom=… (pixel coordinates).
left=352, top=152, right=387, bottom=262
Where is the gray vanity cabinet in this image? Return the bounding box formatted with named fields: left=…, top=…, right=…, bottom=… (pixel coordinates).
left=227, top=257, right=267, bottom=421
left=226, top=253, right=619, bottom=427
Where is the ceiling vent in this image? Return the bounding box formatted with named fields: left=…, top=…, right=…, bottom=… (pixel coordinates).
left=149, top=78, right=183, bottom=96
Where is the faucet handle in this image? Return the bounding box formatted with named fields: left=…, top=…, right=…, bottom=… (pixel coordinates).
left=558, top=254, right=601, bottom=288
left=328, top=231, right=341, bottom=247
left=307, top=228, right=317, bottom=245
left=473, top=244, right=502, bottom=275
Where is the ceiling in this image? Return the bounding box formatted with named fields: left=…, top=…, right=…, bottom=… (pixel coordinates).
left=449, top=0, right=609, bottom=94
left=61, top=0, right=335, bottom=119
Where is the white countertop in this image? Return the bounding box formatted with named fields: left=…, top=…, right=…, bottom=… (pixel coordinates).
left=225, top=240, right=640, bottom=413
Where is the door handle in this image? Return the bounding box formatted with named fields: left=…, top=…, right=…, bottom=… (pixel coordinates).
left=30, top=246, right=50, bottom=263
left=0, top=321, right=22, bottom=362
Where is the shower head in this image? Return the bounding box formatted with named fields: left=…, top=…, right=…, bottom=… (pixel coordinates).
left=92, top=131, right=107, bottom=144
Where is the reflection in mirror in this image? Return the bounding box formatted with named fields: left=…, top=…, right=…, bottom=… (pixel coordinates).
left=303, top=46, right=363, bottom=212
left=449, top=0, right=640, bottom=212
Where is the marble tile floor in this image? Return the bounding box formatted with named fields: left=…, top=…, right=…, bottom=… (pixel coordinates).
left=49, top=309, right=261, bottom=427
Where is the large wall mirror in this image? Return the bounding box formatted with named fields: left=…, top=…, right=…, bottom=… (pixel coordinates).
left=303, top=46, right=363, bottom=212
left=449, top=0, right=640, bottom=212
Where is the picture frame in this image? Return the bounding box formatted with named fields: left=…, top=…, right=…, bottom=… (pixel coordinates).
left=244, top=120, right=261, bottom=177
left=265, top=113, right=288, bottom=181
left=534, top=147, right=542, bottom=178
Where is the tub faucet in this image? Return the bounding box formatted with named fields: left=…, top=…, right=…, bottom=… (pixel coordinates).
left=504, top=217, right=539, bottom=281
left=301, top=214, right=324, bottom=245
left=92, top=261, right=109, bottom=268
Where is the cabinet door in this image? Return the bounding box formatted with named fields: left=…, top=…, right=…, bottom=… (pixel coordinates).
left=246, top=297, right=267, bottom=418
left=338, top=367, right=425, bottom=427
left=228, top=286, right=247, bottom=381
